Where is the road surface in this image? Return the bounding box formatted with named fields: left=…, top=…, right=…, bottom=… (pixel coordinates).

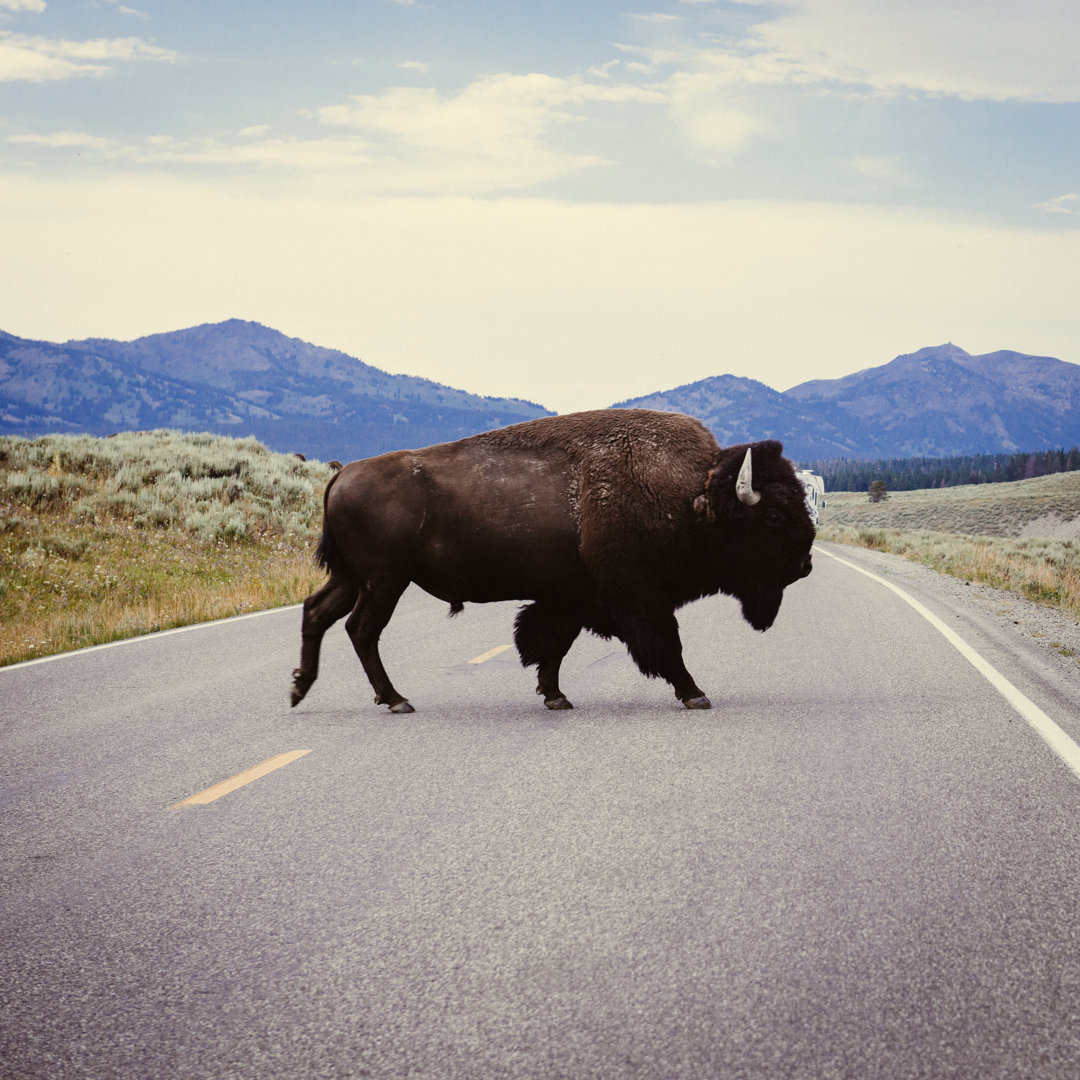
left=3, top=542, right=1080, bottom=1079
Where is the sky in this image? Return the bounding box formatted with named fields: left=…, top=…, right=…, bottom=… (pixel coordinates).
left=1, top=0, right=1078, bottom=414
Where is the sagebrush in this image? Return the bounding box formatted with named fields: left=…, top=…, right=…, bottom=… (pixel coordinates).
left=1, top=430, right=333, bottom=666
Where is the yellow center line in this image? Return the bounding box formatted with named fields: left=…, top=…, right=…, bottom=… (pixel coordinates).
left=171, top=749, right=313, bottom=808
left=468, top=644, right=513, bottom=664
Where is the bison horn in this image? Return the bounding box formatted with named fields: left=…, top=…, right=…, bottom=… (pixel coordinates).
left=736, top=447, right=762, bottom=506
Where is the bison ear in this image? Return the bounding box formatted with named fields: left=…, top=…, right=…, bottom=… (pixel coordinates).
left=705, top=440, right=784, bottom=522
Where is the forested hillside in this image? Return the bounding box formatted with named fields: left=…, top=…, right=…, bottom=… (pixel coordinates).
left=804, top=447, right=1080, bottom=492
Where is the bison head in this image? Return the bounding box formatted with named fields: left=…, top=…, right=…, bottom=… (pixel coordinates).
left=697, top=440, right=815, bottom=631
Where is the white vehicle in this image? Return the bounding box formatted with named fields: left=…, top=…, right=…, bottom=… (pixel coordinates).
left=794, top=469, right=826, bottom=525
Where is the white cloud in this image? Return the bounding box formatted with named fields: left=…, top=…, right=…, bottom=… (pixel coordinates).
left=0, top=0, right=46, bottom=12
left=663, top=70, right=773, bottom=155
left=746, top=0, right=1080, bottom=102
left=319, top=73, right=662, bottom=152
left=7, top=126, right=376, bottom=173
left=5, top=69, right=666, bottom=193
left=632, top=13, right=683, bottom=25
left=849, top=155, right=912, bottom=185
left=1034, top=193, right=1080, bottom=216
left=306, top=72, right=664, bottom=192
left=0, top=37, right=101, bottom=81
left=605, top=0, right=1080, bottom=173
left=50, top=35, right=172, bottom=61
left=100, top=0, right=148, bottom=15
left=622, top=0, right=1080, bottom=108
left=8, top=130, right=113, bottom=149
left=140, top=135, right=375, bottom=172
left=0, top=31, right=175, bottom=81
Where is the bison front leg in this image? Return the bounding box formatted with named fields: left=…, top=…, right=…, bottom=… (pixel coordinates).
left=291, top=574, right=360, bottom=707
left=618, top=606, right=711, bottom=710
left=345, top=576, right=414, bottom=713
left=514, top=601, right=582, bottom=710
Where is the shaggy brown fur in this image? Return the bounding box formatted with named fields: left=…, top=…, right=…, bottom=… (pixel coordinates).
left=290, top=409, right=814, bottom=713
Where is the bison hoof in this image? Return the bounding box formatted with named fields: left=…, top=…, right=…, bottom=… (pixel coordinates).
left=683, top=695, right=712, bottom=710
left=389, top=700, right=415, bottom=714
left=290, top=672, right=309, bottom=708
left=544, top=696, right=574, bottom=711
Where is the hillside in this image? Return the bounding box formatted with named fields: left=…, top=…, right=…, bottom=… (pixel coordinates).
left=0, top=321, right=551, bottom=463
left=0, top=429, right=331, bottom=667
left=822, top=470, right=1080, bottom=540
left=816, top=470, right=1080, bottom=630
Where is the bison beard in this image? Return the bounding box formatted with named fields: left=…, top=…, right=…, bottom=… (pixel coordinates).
left=290, top=409, right=814, bottom=713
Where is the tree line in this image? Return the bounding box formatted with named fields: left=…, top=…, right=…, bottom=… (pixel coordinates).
left=799, top=447, right=1080, bottom=492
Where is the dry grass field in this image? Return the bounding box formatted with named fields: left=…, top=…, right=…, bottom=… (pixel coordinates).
left=818, top=471, right=1080, bottom=622
left=1, top=431, right=333, bottom=667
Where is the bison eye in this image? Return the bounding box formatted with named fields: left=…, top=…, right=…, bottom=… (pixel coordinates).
left=764, top=508, right=785, bottom=528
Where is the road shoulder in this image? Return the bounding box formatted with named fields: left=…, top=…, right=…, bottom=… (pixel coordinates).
left=816, top=541, right=1080, bottom=743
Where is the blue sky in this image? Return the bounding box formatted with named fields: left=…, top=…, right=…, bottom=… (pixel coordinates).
left=2, top=0, right=1078, bottom=412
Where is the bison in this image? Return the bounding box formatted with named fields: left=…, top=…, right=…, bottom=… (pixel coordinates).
left=290, top=409, right=814, bottom=713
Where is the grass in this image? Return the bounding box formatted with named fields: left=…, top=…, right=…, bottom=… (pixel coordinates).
left=1, top=430, right=333, bottom=667
left=818, top=471, right=1080, bottom=622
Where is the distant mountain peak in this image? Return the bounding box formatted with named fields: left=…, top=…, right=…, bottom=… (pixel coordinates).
left=901, top=343, right=972, bottom=363
left=612, top=371, right=781, bottom=409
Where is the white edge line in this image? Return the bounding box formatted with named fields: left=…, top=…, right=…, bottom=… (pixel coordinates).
left=1, top=603, right=303, bottom=673
left=816, top=545, right=1080, bottom=781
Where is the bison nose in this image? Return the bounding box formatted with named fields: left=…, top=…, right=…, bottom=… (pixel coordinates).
left=799, top=555, right=813, bottom=579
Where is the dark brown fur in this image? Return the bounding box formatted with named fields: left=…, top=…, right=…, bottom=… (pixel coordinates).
left=290, top=409, right=814, bottom=713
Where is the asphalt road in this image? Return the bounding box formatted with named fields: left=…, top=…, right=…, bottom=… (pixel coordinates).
left=3, top=542, right=1080, bottom=1079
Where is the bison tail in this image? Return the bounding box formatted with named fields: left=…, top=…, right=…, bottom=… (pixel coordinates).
left=314, top=529, right=339, bottom=574
left=314, top=471, right=347, bottom=576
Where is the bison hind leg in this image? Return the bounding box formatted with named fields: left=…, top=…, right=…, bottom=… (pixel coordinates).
left=291, top=573, right=360, bottom=707
left=514, top=601, right=582, bottom=709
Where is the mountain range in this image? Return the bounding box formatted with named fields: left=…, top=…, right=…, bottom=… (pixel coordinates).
left=615, top=343, right=1080, bottom=461
left=2, top=322, right=1079, bottom=464
left=0, top=321, right=550, bottom=463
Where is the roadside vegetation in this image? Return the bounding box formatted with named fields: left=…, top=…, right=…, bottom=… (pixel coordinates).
left=818, top=470, right=1080, bottom=625
left=1, top=430, right=333, bottom=667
